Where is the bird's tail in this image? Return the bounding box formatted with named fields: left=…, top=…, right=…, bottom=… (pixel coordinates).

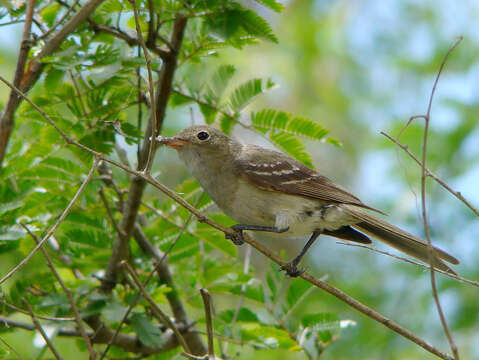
left=342, top=206, right=459, bottom=274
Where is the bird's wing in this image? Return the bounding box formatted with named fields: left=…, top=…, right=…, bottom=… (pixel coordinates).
left=235, top=145, right=382, bottom=213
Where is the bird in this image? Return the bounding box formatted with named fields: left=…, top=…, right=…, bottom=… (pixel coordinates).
left=158, top=125, right=459, bottom=276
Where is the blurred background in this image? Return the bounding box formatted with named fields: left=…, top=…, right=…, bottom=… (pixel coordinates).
left=1, top=0, right=479, bottom=359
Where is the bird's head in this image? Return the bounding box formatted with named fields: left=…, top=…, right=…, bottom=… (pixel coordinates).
left=158, top=125, right=237, bottom=155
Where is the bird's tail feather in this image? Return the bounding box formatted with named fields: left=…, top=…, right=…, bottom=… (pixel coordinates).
left=342, top=206, right=459, bottom=275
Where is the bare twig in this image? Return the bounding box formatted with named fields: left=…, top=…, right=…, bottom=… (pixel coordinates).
left=23, top=298, right=64, bottom=360
left=0, top=0, right=35, bottom=166
left=0, top=73, right=454, bottom=360
left=0, top=316, right=179, bottom=355
left=98, top=188, right=125, bottom=237
left=380, top=131, right=479, bottom=217
left=0, top=158, right=99, bottom=285
left=89, top=21, right=170, bottom=58
left=182, top=353, right=209, bottom=360
left=101, top=14, right=187, bottom=293
left=0, top=335, right=26, bottom=360
left=39, top=0, right=81, bottom=40
left=121, top=261, right=192, bottom=353
left=336, top=242, right=479, bottom=287
left=20, top=224, right=97, bottom=360
left=99, top=212, right=205, bottom=359
left=418, top=37, right=462, bottom=360
left=129, top=0, right=157, bottom=173
left=222, top=245, right=251, bottom=356
left=200, top=289, right=215, bottom=359
left=0, top=299, right=76, bottom=321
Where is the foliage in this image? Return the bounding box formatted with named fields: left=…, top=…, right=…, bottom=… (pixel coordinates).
left=1, top=0, right=478, bottom=359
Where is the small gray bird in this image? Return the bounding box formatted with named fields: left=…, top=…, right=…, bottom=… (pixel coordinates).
left=159, top=125, right=459, bottom=276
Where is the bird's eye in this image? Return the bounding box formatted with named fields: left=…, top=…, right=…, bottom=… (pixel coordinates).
left=197, top=131, right=209, bottom=140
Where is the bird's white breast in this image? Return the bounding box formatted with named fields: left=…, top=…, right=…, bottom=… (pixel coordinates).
left=230, top=180, right=357, bottom=237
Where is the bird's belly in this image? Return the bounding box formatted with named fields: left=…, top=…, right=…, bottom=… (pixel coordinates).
left=227, top=182, right=357, bottom=238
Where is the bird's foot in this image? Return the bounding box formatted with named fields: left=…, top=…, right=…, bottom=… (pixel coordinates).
left=225, top=226, right=244, bottom=246
left=279, top=261, right=305, bottom=277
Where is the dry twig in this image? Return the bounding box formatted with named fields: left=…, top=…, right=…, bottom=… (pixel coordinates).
left=0, top=158, right=100, bottom=285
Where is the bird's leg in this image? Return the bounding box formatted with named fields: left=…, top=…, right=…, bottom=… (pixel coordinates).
left=225, top=224, right=290, bottom=246
left=280, top=230, right=321, bottom=277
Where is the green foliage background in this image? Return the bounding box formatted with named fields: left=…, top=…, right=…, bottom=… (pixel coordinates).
left=0, top=0, right=478, bottom=359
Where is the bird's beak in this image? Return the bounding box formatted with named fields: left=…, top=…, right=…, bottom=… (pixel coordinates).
left=157, top=136, right=189, bottom=149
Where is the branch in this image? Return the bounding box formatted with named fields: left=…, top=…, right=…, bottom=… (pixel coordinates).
left=336, top=242, right=479, bottom=287
left=121, top=261, right=191, bottom=354
left=200, top=289, right=215, bottom=359
left=0, top=336, right=25, bottom=360
left=418, top=37, right=462, bottom=360
left=38, top=0, right=81, bottom=40
left=0, top=157, right=100, bottom=285
left=133, top=225, right=207, bottom=354
left=0, top=315, right=179, bottom=356
left=128, top=0, right=157, bottom=173
left=89, top=21, right=170, bottom=59
left=101, top=14, right=187, bottom=293
left=20, top=224, right=96, bottom=359
left=0, top=0, right=35, bottom=166
left=0, top=73, right=454, bottom=360
left=23, top=298, right=64, bottom=360
left=380, top=131, right=479, bottom=217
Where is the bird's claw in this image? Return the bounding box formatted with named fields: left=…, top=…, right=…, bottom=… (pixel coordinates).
left=279, top=261, right=305, bottom=277
left=225, top=227, right=244, bottom=246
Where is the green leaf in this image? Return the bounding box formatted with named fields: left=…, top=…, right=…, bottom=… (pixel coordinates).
left=219, top=307, right=260, bottom=323
left=287, top=278, right=313, bottom=308
left=270, top=132, right=313, bottom=167
left=251, top=109, right=329, bottom=141
left=130, top=313, right=164, bottom=347
left=207, top=6, right=277, bottom=44
left=254, top=0, right=284, bottom=12
left=45, top=67, right=65, bottom=93
left=196, top=225, right=237, bottom=258
left=241, top=323, right=296, bottom=349
left=229, top=78, right=275, bottom=112
left=208, top=65, right=236, bottom=100
left=220, top=113, right=235, bottom=135
left=240, top=9, right=278, bottom=43
left=0, top=200, right=23, bottom=215
left=199, top=103, right=218, bottom=124
left=41, top=3, right=60, bottom=27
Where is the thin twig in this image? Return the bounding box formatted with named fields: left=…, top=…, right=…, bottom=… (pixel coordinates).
left=380, top=131, right=479, bottom=217
left=129, top=0, right=157, bottom=173
left=0, top=157, right=100, bottom=285
left=39, top=0, right=81, bottom=40
left=23, top=298, right=64, bottom=360
left=181, top=353, right=208, bottom=360
left=200, top=288, right=215, bottom=359
left=20, top=224, right=97, bottom=360
left=0, top=316, right=178, bottom=355
left=0, top=73, right=454, bottom=360
left=89, top=21, right=170, bottom=59
left=418, top=37, right=462, bottom=360
left=0, top=300, right=76, bottom=321
left=336, top=242, right=479, bottom=287
left=121, top=261, right=192, bottom=353
left=222, top=245, right=251, bottom=356
left=99, top=210, right=201, bottom=359
left=98, top=188, right=125, bottom=237
left=0, top=335, right=26, bottom=360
